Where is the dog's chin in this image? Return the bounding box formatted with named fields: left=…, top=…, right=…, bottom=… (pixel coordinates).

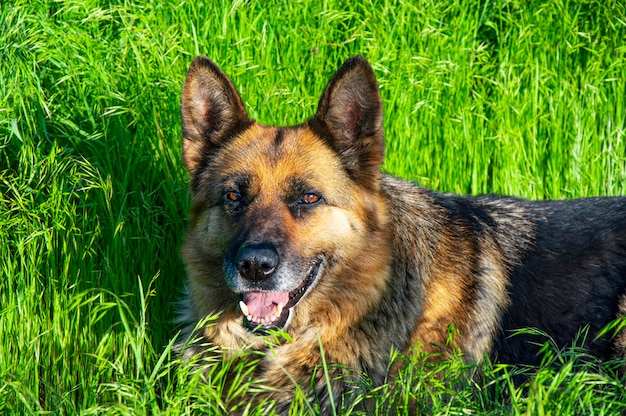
left=239, top=256, right=325, bottom=334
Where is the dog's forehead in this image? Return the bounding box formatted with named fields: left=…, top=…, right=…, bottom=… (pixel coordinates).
left=219, top=123, right=345, bottom=187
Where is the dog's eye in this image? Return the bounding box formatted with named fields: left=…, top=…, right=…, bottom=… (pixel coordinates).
left=302, top=193, right=321, bottom=205
left=290, top=191, right=324, bottom=217
left=225, top=191, right=242, bottom=202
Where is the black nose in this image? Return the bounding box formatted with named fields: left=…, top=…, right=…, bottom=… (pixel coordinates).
left=235, top=244, right=279, bottom=281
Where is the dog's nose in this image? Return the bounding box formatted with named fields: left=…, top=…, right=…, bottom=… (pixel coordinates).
left=235, top=244, right=279, bottom=281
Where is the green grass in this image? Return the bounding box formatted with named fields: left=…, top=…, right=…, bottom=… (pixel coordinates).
left=1, top=0, right=625, bottom=413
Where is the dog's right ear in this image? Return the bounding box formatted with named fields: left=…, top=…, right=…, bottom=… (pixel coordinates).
left=181, top=56, right=251, bottom=173
left=309, top=56, right=384, bottom=190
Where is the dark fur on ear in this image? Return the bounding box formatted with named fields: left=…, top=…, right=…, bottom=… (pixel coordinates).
left=181, top=56, right=252, bottom=174
left=309, top=56, right=385, bottom=190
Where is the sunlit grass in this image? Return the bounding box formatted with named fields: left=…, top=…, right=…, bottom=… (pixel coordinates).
left=1, top=0, right=625, bottom=413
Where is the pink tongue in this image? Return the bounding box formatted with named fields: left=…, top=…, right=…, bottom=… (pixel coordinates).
left=243, top=292, right=289, bottom=318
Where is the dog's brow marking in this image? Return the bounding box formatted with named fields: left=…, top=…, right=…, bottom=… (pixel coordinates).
left=273, top=129, right=285, bottom=149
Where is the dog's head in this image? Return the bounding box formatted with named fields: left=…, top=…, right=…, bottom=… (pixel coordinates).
left=181, top=56, right=389, bottom=335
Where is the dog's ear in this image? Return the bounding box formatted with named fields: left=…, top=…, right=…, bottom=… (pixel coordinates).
left=309, top=56, right=384, bottom=189
left=181, top=56, right=251, bottom=173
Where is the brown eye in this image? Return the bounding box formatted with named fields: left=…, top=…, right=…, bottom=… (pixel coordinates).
left=302, top=193, right=320, bottom=204
left=226, top=191, right=241, bottom=202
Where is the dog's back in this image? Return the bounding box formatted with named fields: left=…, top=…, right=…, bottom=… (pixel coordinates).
left=382, top=174, right=626, bottom=365
left=495, top=197, right=626, bottom=364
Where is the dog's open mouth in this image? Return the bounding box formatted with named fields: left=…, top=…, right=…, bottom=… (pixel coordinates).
left=239, top=257, right=324, bottom=332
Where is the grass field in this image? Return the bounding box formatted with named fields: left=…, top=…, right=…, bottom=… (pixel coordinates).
left=2, top=0, right=626, bottom=414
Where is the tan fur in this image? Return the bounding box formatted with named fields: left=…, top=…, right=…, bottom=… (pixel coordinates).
left=613, top=296, right=626, bottom=358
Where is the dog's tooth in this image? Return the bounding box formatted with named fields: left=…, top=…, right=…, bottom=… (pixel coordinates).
left=239, top=301, right=249, bottom=316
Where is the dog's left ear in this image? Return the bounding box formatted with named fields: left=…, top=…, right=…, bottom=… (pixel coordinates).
left=181, top=56, right=251, bottom=174
left=309, top=56, right=384, bottom=189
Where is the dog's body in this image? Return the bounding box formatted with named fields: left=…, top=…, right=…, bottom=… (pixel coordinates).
left=178, top=55, right=626, bottom=411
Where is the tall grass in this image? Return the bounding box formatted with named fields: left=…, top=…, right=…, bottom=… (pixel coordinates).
left=1, top=0, right=625, bottom=413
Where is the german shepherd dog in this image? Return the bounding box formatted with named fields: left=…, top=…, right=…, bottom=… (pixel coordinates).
left=178, top=55, right=626, bottom=412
